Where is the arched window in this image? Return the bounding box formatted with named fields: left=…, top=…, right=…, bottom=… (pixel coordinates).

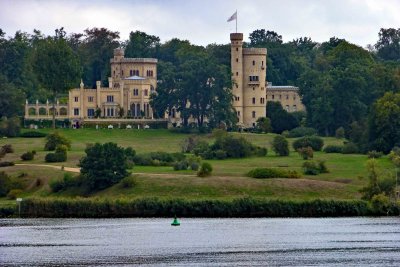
left=252, top=111, right=256, bottom=118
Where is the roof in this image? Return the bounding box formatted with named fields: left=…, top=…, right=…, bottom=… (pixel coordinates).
left=124, top=76, right=146, bottom=80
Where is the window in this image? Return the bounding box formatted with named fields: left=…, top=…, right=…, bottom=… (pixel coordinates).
left=261, top=87, right=264, bottom=91
left=74, top=97, right=78, bottom=102
left=236, top=47, right=238, bottom=51
left=249, top=76, right=259, bottom=82
left=130, top=70, right=133, bottom=76
left=172, top=108, right=176, bottom=118
left=260, top=97, right=265, bottom=104
left=121, top=70, right=124, bottom=76
left=262, top=61, right=264, bottom=66
left=235, top=96, right=240, bottom=101
left=236, top=84, right=238, bottom=88
left=279, top=95, right=282, bottom=100
left=252, top=111, right=256, bottom=118
left=144, top=89, right=148, bottom=96
left=286, top=94, right=289, bottom=100
left=146, top=70, right=154, bottom=77
left=293, top=105, right=297, bottom=111
left=107, top=95, right=114, bottom=102
left=236, top=58, right=238, bottom=62
left=253, top=87, right=255, bottom=91
left=88, top=96, right=94, bottom=102
left=252, top=60, right=255, bottom=66
left=237, top=111, right=240, bottom=116
left=133, top=89, right=139, bottom=96
left=252, top=97, right=255, bottom=104
left=236, top=72, right=238, bottom=76
left=294, top=95, right=296, bottom=100
left=106, top=108, right=114, bottom=117
left=87, top=108, right=95, bottom=117
left=135, top=70, right=139, bottom=76
left=272, top=95, right=275, bottom=100
left=74, top=108, right=79, bottom=116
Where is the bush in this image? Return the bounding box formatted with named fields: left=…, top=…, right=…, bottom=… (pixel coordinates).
left=247, top=168, right=300, bottom=179
left=335, top=127, right=345, bottom=139
left=370, top=193, right=390, bottom=215
left=44, top=132, right=71, bottom=151
left=0, top=162, right=14, bottom=167
left=302, top=160, right=329, bottom=175
left=214, top=149, right=227, bottom=160
left=197, top=162, right=213, bottom=177
left=120, top=176, right=137, bottom=188
left=255, top=147, right=268, bottom=157
left=21, top=151, right=35, bottom=161
left=297, top=146, right=314, bottom=160
left=292, top=136, right=324, bottom=151
left=288, top=127, right=317, bottom=138
left=342, top=142, right=359, bottom=154
left=49, top=173, right=80, bottom=193
left=190, top=162, right=199, bottom=171
left=0, top=171, right=11, bottom=196
left=323, top=145, right=343, bottom=153
left=272, top=135, right=289, bottom=156
left=7, top=189, right=23, bottom=200
left=367, top=150, right=383, bottom=159
left=173, top=160, right=189, bottom=171
left=1, top=144, right=14, bottom=153
left=181, top=136, right=200, bottom=153
left=20, top=131, right=47, bottom=138
left=45, top=152, right=67, bottom=163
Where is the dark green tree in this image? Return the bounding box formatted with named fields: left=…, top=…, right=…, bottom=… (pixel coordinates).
left=32, top=28, right=81, bottom=128
left=125, top=30, right=160, bottom=58
left=375, top=28, right=400, bottom=61
left=272, top=135, right=289, bottom=156
left=79, top=142, right=128, bottom=191
left=266, top=101, right=298, bottom=133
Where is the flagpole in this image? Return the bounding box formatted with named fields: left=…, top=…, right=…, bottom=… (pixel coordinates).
left=236, top=10, right=237, bottom=33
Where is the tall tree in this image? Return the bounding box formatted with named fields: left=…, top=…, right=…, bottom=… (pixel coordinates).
left=125, top=30, right=160, bottom=58
left=375, top=28, right=400, bottom=61
left=32, top=28, right=81, bottom=128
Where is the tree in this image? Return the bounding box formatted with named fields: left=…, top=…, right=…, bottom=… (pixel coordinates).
left=79, top=142, right=128, bottom=191
left=369, top=92, right=400, bottom=153
left=124, top=30, right=160, bottom=58
left=272, top=135, right=289, bottom=156
left=32, top=28, right=81, bottom=128
left=0, top=75, right=25, bottom=117
left=375, top=28, right=400, bottom=61
left=266, top=101, right=298, bottom=133
left=249, top=29, right=283, bottom=46
left=256, top=117, right=272, bottom=133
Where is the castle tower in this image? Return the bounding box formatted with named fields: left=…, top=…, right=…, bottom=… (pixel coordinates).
left=230, top=33, right=244, bottom=124
left=231, top=33, right=267, bottom=127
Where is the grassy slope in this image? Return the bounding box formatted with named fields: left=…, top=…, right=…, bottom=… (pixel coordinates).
left=0, top=128, right=395, bottom=204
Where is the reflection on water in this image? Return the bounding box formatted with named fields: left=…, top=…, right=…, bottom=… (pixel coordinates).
left=1, top=218, right=399, bottom=266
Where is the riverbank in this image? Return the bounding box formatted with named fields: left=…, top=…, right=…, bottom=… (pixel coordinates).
left=2, top=197, right=399, bottom=218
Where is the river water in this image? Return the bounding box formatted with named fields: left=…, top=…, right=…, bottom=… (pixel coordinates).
left=1, top=217, right=399, bottom=266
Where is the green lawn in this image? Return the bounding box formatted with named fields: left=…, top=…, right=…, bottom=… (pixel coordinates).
left=0, top=128, right=396, bottom=205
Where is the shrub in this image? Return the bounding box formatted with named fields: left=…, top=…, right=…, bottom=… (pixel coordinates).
left=0, top=162, right=14, bottom=167
left=45, top=152, right=67, bottom=163
left=44, top=132, right=71, bottom=151
left=292, top=136, right=324, bottom=151
left=288, top=127, right=317, bottom=138
left=255, top=147, right=268, bottom=157
left=323, top=145, right=343, bottom=153
left=272, top=135, right=289, bottom=156
left=214, top=150, right=227, bottom=160
left=297, top=146, right=314, bottom=160
left=193, top=141, right=211, bottom=156
left=0, top=171, right=11, bottom=196
left=199, top=149, right=214, bottom=160
left=20, top=131, right=47, bottom=138
left=21, top=151, right=35, bottom=161
left=197, top=162, right=213, bottom=177
left=335, top=127, right=345, bottom=139
left=190, top=162, right=199, bottom=171
left=121, top=176, right=137, bottom=188
left=302, top=161, right=320, bottom=175
left=342, top=142, right=359, bottom=154
left=173, top=160, right=189, bottom=171
left=181, top=136, right=200, bottom=153
left=302, top=160, right=329, bottom=175
left=367, top=150, right=383, bottom=159
left=247, top=168, right=300, bottom=179
left=370, top=193, right=390, bottom=215
left=1, top=144, right=14, bottom=153
left=7, top=189, right=23, bottom=200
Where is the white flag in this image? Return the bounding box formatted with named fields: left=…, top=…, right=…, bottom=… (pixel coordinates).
left=227, top=11, right=237, bottom=22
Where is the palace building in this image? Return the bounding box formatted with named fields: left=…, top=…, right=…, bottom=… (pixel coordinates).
left=24, top=33, right=304, bottom=128
left=230, top=32, right=304, bottom=127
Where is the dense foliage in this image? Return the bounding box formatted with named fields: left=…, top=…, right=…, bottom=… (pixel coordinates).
left=292, top=136, right=324, bottom=151
left=271, top=135, right=289, bottom=156
left=247, top=168, right=300, bottom=178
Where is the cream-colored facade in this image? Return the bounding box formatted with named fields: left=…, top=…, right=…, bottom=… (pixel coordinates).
left=25, top=48, right=157, bottom=122
left=231, top=33, right=267, bottom=127
left=231, top=32, right=304, bottom=127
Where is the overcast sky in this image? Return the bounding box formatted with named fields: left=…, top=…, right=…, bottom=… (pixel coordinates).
left=1, top=0, right=399, bottom=47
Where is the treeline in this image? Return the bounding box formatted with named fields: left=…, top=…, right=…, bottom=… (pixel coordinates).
left=11, top=197, right=399, bottom=218
left=1, top=27, right=400, bottom=145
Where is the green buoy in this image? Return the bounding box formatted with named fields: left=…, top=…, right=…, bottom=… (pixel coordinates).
left=171, top=216, right=180, bottom=226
